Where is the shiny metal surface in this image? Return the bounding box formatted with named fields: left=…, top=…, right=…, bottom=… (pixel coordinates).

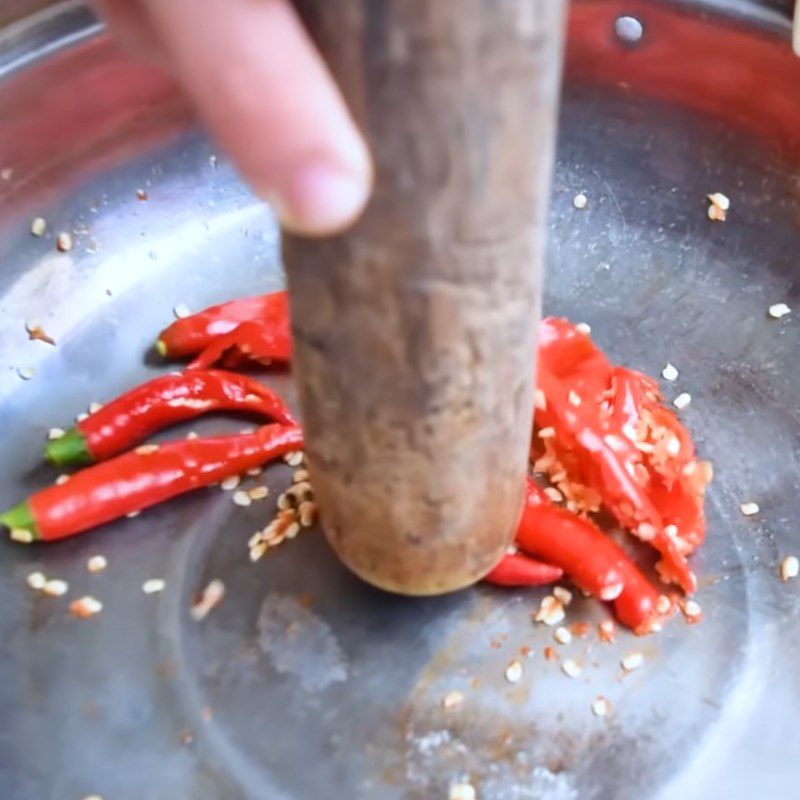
left=0, top=2, right=798, bottom=799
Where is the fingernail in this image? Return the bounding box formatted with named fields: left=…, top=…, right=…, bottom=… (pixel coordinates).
left=272, top=162, right=371, bottom=236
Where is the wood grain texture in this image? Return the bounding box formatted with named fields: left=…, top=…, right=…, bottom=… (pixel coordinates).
left=284, top=0, right=566, bottom=594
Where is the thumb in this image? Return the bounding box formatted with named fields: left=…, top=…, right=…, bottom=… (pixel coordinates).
left=141, top=0, right=372, bottom=236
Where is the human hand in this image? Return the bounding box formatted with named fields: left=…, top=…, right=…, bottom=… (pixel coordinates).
left=94, top=0, right=373, bottom=236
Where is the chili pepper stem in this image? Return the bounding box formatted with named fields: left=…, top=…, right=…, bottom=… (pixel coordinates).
left=1, top=500, right=40, bottom=539
left=154, top=339, right=168, bottom=357
left=44, top=428, right=93, bottom=466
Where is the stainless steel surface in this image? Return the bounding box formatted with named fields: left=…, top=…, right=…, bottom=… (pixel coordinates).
left=1, top=2, right=799, bottom=799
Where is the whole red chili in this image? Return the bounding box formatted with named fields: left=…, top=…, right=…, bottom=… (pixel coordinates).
left=188, top=320, right=292, bottom=370
left=155, top=291, right=290, bottom=359
left=483, top=551, right=563, bottom=587
left=3, top=424, right=303, bottom=542
left=45, top=370, right=295, bottom=466
left=533, top=317, right=711, bottom=594
left=515, top=477, right=663, bottom=634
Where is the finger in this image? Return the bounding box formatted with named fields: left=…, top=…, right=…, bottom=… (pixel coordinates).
left=91, top=0, right=167, bottom=68
left=140, top=0, right=372, bottom=236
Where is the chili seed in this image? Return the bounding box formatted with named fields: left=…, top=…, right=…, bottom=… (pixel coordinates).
left=575, top=322, right=591, bottom=335
left=47, top=427, right=65, bottom=440
left=135, top=444, right=159, bottom=455
left=656, top=595, right=672, bottom=614
left=781, top=555, right=799, bottom=581
left=621, top=652, right=644, bottom=671
left=248, top=486, right=269, bottom=501
left=739, top=501, right=760, bottom=517
left=592, top=696, right=611, bottom=718
left=442, top=690, right=464, bottom=710
left=55, top=474, right=69, bottom=486
left=89, top=401, right=103, bottom=414
left=17, top=367, right=34, bottom=381
left=683, top=599, right=702, bottom=619
left=10, top=528, right=34, bottom=543
left=553, top=587, right=573, bottom=606
left=249, top=542, right=268, bottom=562
left=538, top=426, right=556, bottom=439
left=87, top=555, right=108, bottom=573
left=246, top=466, right=262, bottom=477
left=190, top=579, right=225, bottom=621
left=661, top=362, right=679, bottom=381
left=69, top=596, right=103, bottom=618
left=554, top=626, right=572, bottom=645
left=220, top=475, right=240, bottom=491
left=76, top=412, right=89, bottom=422
left=186, top=431, right=198, bottom=440
left=284, top=451, right=304, bottom=466
left=534, top=388, right=547, bottom=411
left=292, top=469, right=310, bottom=483
left=707, top=192, right=730, bottom=211
left=599, top=582, right=623, bottom=601
left=126, top=510, right=141, bottom=519
left=232, top=490, right=252, bottom=507
left=142, top=578, right=166, bottom=594
left=505, top=659, right=523, bottom=683
left=173, top=303, right=191, bottom=319
left=26, top=571, right=47, bottom=590
left=56, top=231, right=73, bottom=251
left=30, top=217, right=47, bottom=236
left=568, top=390, right=581, bottom=407
left=449, top=782, right=476, bottom=800
left=299, top=501, right=316, bottom=527
left=534, top=595, right=565, bottom=626
left=573, top=192, right=588, bottom=209
left=544, top=486, right=563, bottom=503
left=561, top=658, right=581, bottom=678
left=42, top=579, right=68, bottom=596
left=598, top=620, right=616, bottom=643
left=672, top=392, right=692, bottom=410
left=768, top=303, right=791, bottom=320
left=284, top=521, right=301, bottom=539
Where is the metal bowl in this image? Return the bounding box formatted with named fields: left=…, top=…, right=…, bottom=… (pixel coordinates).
left=1, top=2, right=798, bottom=798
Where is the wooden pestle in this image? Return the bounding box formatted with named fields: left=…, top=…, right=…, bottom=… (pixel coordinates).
left=283, top=1, right=566, bottom=595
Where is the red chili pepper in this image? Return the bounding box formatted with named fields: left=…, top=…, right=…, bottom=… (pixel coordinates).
left=515, top=477, right=663, bottom=634
left=533, top=317, right=711, bottom=593
left=45, top=370, right=296, bottom=466
left=483, top=551, right=563, bottom=587
left=2, top=424, right=302, bottom=542
left=188, top=320, right=292, bottom=370
left=155, top=291, right=290, bottom=359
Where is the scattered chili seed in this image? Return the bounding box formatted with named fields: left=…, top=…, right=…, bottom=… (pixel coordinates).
left=298, top=501, right=316, bottom=527
left=186, top=431, right=199, bottom=440
left=538, top=426, right=556, bottom=439
left=449, top=782, right=476, bottom=800
left=26, top=571, right=47, bottom=590
left=656, top=594, right=672, bottom=614
left=47, top=427, right=65, bottom=440
left=249, top=541, right=268, bottom=562
left=88, top=401, right=103, bottom=414
left=575, top=322, right=591, bottom=335
left=17, top=367, right=34, bottom=381
left=707, top=192, right=730, bottom=211
left=190, top=579, right=225, bottom=621
left=592, top=696, right=611, bottom=718
left=505, top=660, right=523, bottom=683
left=232, top=490, right=252, bottom=507
left=442, top=690, right=464, bottom=710
left=245, top=466, right=262, bottom=477
left=599, top=582, right=623, bottom=601
left=598, top=620, right=616, bottom=643
left=768, top=303, right=791, bottom=320
left=561, top=658, right=581, bottom=678
left=56, top=231, right=73, bottom=251
left=534, top=595, right=565, bottom=626
left=682, top=599, right=702, bottom=621
left=142, top=578, right=166, bottom=594
left=221, top=475, right=241, bottom=491
left=173, top=303, right=191, bottom=319
left=553, top=586, right=573, bottom=606
left=69, top=596, right=103, bottom=618
left=87, top=555, right=108, bottom=573
left=248, top=486, right=269, bottom=501
left=661, top=362, right=679, bottom=382
left=42, top=579, right=68, bottom=596
left=135, top=444, right=159, bottom=455
left=292, top=468, right=310, bottom=483
left=621, top=652, right=644, bottom=671
left=739, top=501, right=760, bottom=517
left=76, top=412, right=89, bottom=422
left=544, top=486, right=564, bottom=503
left=568, top=390, right=582, bottom=407
left=534, top=388, right=547, bottom=411
left=554, top=626, right=572, bottom=645
left=126, top=510, right=141, bottom=519
left=55, top=474, right=69, bottom=486
left=673, top=392, right=692, bottom=410
left=30, top=217, right=47, bottom=236
left=781, top=555, right=799, bottom=581
left=573, top=192, right=588, bottom=209
left=284, top=451, right=304, bottom=466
